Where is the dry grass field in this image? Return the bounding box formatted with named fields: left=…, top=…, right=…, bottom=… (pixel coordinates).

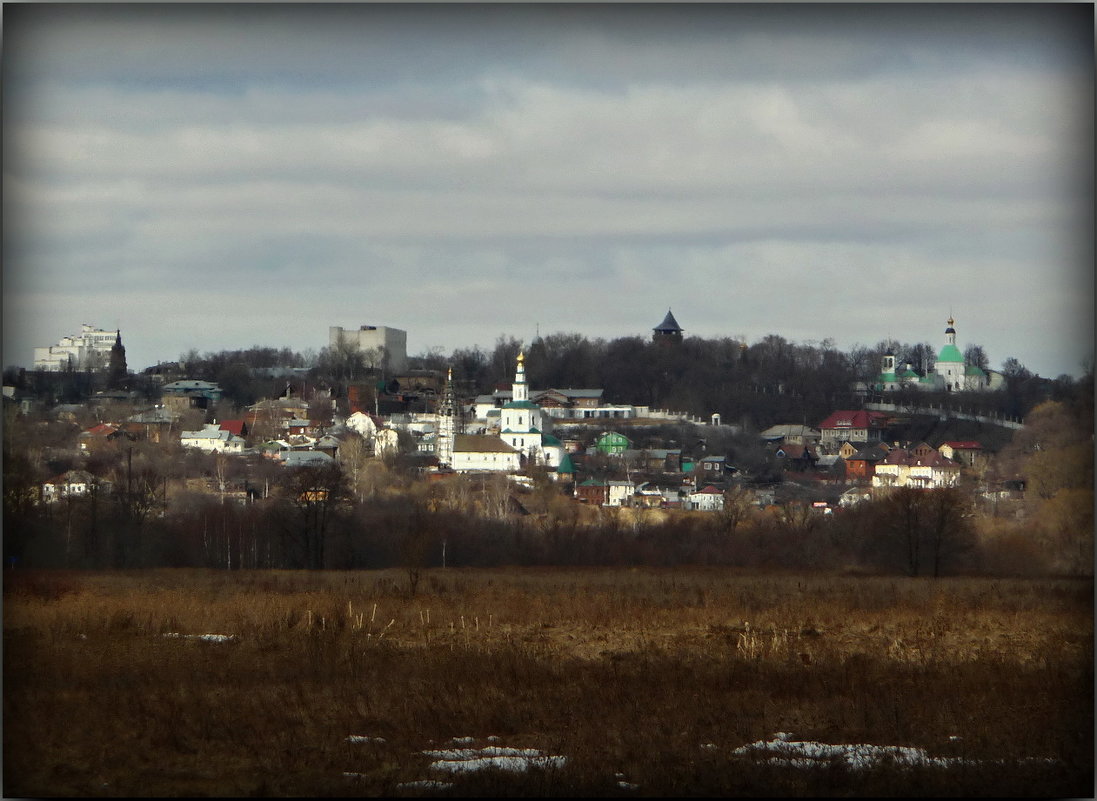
left=3, top=568, right=1093, bottom=797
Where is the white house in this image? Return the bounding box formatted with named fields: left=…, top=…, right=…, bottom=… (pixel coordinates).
left=686, top=485, right=726, bottom=512
left=41, top=470, right=111, bottom=503
left=179, top=424, right=246, bottom=454
left=606, top=479, right=636, bottom=507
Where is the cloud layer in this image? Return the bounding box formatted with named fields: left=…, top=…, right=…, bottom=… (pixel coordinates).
left=3, top=4, right=1092, bottom=376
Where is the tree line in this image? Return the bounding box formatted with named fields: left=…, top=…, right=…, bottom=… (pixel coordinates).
left=136, top=331, right=1089, bottom=432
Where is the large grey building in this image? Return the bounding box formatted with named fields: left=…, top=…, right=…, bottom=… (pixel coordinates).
left=329, top=324, right=408, bottom=374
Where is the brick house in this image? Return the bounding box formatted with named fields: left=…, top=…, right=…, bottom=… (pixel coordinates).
left=574, top=478, right=609, bottom=505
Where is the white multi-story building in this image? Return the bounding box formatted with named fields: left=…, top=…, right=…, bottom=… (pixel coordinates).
left=871, top=446, right=960, bottom=489
left=329, top=324, right=408, bottom=374
left=34, top=324, right=119, bottom=371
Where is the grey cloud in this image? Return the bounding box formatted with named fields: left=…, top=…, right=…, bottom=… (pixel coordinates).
left=2, top=3, right=1090, bottom=378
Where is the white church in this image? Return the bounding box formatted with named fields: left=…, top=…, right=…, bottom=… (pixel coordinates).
left=874, top=316, right=1005, bottom=393
left=436, top=352, right=566, bottom=473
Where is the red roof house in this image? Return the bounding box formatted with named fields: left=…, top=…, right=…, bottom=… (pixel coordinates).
left=218, top=419, right=249, bottom=438
left=817, top=410, right=889, bottom=444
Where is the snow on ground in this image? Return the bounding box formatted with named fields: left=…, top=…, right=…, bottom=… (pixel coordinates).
left=349, top=728, right=1055, bottom=789
left=732, top=732, right=1056, bottom=770
left=162, top=633, right=237, bottom=642
left=424, top=746, right=568, bottom=774
left=733, top=734, right=962, bottom=769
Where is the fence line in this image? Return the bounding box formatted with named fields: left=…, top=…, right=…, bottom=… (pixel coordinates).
left=864, top=402, right=1024, bottom=430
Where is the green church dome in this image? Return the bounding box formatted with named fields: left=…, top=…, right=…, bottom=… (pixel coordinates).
left=937, top=344, right=964, bottom=363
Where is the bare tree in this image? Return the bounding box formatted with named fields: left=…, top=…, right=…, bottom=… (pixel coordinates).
left=923, top=488, right=976, bottom=577
left=719, top=485, right=755, bottom=534
left=279, top=462, right=350, bottom=569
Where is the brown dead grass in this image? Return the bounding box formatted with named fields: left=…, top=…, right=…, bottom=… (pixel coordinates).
left=3, top=567, right=1093, bottom=797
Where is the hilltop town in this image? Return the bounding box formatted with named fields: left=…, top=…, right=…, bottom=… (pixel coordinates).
left=3, top=311, right=1092, bottom=576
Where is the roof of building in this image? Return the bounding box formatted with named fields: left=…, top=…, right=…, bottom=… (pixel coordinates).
left=653, top=308, right=683, bottom=333
left=454, top=434, right=519, bottom=454
left=281, top=450, right=335, bottom=467
left=81, top=423, right=120, bottom=437
left=598, top=431, right=632, bottom=442
left=692, top=485, right=723, bottom=495
left=848, top=444, right=890, bottom=462
left=942, top=440, right=983, bottom=450
left=937, top=344, right=964, bottom=363
left=162, top=380, right=221, bottom=392
left=45, top=469, right=98, bottom=485
left=775, top=444, right=816, bottom=459
left=760, top=424, right=821, bottom=440
left=880, top=449, right=958, bottom=468
left=127, top=408, right=176, bottom=424
left=817, top=410, right=889, bottom=430
left=181, top=429, right=232, bottom=442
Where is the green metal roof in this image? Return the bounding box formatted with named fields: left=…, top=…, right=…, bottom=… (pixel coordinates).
left=937, top=344, right=964, bottom=363
left=502, top=400, right=540, bottom=410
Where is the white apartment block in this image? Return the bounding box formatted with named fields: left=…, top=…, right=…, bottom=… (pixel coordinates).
left=34, top=324, right=119, bottom=371
left=329, top=324, right=408, bottom=374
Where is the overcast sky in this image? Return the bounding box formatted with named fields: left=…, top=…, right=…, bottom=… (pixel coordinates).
left=3, top=3, right=1093, bottom=378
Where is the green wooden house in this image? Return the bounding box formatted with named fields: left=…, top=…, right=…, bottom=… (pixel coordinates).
left=594, top=431, right=631, bottom=455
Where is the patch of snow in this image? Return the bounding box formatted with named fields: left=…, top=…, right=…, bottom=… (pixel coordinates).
left=734, top=736, right=962, bottom=770
left=423, top=744, right=567, bottom=775
left=346, top=735, right=386, bottom=744
left=430, top=755, right=568, bottom=774
left=162, top=632, right=237, bottom=642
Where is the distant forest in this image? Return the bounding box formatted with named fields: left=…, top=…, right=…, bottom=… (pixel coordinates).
left=151, top=332, right=1089, bottom=432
